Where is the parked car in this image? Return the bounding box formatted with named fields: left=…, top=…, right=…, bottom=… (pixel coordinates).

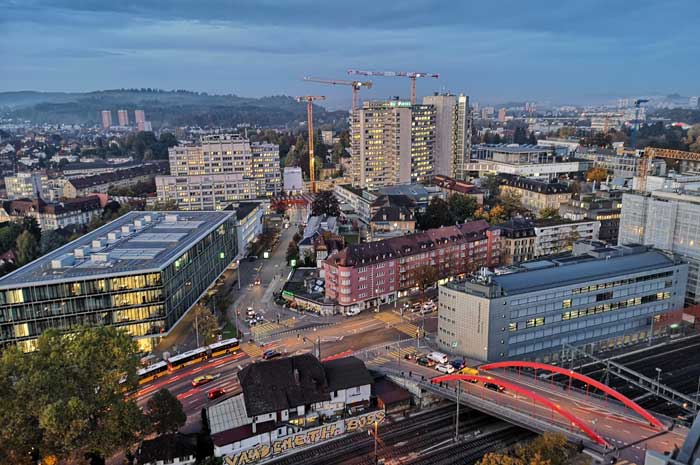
left=262, top=350, right=281, bottom=360
left=484, top=382, right=505, bottom=393
left=208, top=388, right=226, bottom=400
left=192, top=375, right=214, bottom=387
left=435, top=364, right=455, bottom=374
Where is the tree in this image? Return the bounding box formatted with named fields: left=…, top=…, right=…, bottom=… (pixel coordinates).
left=0, top=327, right=146, bottom=464
left=311, top=190, right=340, bottom=217
left=16, top=230, right=39, bottom=265
left=586, top=167, right=608, bottom=183
left=538, top=207, right=560, bottom=220
left=448, top=194, right=478, bottom=223
left=413, top=265, right=438, bottom=302
left=193, top=305, right=219, bottom=345
left=416, top=198, right=453, bottom=230
left=146, top=389, right=186, bottom=435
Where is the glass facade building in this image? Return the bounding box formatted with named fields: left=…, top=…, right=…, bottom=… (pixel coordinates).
left=0, top=211, right=237, bottom=352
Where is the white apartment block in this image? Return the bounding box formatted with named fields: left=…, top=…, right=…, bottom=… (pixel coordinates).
left=350, top=100, right=435, bottom=189
left=422, top=93, right=471, bottom=180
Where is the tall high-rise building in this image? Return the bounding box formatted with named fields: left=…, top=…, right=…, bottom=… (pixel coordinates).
left=422, top=93, right=472, bottom=180
left=156, top=134, right=281, bottom=210
left=101, top=110, right=112, bottom=129
left=135, top=110, right=146, bottom=131
left=117, top=109, right=129, bottom=126
left=350, top=100, right=435, bottom=189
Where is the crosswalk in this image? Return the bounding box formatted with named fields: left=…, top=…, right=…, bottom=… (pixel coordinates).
left=241, top=342, right=264, bottom=358
left=367, top=346, right=417, bottom=366
left=374, top=312, right=423, bottom=338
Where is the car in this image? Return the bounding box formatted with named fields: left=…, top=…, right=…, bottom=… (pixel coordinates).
left=484, top=382, right=505, bottom=393
left=208, top=388, right=226, bottom=400
left=416, top=357, right=431, bottom=367
left=192, top=375, right=214, bottom=387
left=262, top=350, right=281, bottom=360
left=435, top=364, right=455, bottom=374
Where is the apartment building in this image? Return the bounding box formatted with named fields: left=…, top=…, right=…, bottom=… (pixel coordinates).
left=422, top=93, right=472, bottom=180
left=350, top=100, right=435, bottom=189
left=619, top=189, right=700, bottom=305
left=157, top=135, right=281, bottom=209
left=499, top=176, right=572, bottom=214
left=323, top=220, right=501, bottom=312
left=438, top=245, right=687, bottom=362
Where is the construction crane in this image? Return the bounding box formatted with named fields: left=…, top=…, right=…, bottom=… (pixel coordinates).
left=303, top=77, right=372, bottom=113
left=295, top=96, right=326, bottom=193
left=637, top=147, right=700, bottom=192
left=630, top=98, right=649, bottom=149
left=347, top=69, right=439, bottom=104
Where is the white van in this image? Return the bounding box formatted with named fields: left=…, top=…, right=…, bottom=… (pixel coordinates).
left=427, top=351, right=449, bottom=365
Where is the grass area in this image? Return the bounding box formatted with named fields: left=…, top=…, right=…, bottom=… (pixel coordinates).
left=221, top=320, right=240, bottom=339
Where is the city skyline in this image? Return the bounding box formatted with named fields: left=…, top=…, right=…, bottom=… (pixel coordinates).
left=2, top=0, right=699, bottom=107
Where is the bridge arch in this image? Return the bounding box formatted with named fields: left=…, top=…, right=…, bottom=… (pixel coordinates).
left=479, top=361, right=663, bottom=429
left=432, top=374, right=610, bottom=447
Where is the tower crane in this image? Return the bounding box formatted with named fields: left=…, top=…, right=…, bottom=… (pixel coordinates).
left=303, top=77, right=372, bottom=113
left=630, top=98, right=649, bottom=149
left=347, top=69, right=439, bottom=104
left=295, top=96, right=326, bottom=193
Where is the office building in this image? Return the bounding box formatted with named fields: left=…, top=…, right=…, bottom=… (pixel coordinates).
left=350, top=100, right=435, bottom=189
left=4, top=171, right=47, bottom=199
left=157, top=135, right=281, bottom=209
left=283, top=166, right=303, bottom=194
left=324, top=220, right=501, bottom=312
left=0, top=211, right=238, bottom=352
left=117, top=109, right=129, bottom=127
left=422, top=93, right=472, bottom=179
left=619, top=189, right=700, bottom=305
left=101, top=110, right=112, bottom=129
left=437, top=245, right=687, bottom=362
left=499, top=176, right=572, bottom=215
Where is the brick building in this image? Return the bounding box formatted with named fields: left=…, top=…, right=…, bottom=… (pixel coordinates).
left=323, top=220, right=501, bottom=312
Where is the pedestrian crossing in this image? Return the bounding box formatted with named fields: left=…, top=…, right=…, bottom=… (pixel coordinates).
left=367, top=346, right=417, bottom=366
left=374, top=312, right=423, bottom=338
left=241, top=342, right=264, bottom=358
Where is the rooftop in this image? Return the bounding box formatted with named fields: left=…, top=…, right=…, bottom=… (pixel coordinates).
left=0, top=210, right=234, bottom=288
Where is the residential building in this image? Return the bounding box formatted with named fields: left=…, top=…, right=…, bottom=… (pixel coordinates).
left=619, top=189, right=700, bottom=305
left=283, top=166, right=303, bottom=194
left=350, top=100, right=435, bottom=189
left=207, top=354, right=374, bottom=459
left=422, top=93, right=472, bottom=179
left=0, top=196, right=102, bottom=230
left=4, top=172, right=47, bottom=199
left=437, top=245, right=687, bottom=362
left=117, top=109, right=129, bottom=127
left=225, top=201, right=264, bottom=260
left=101, top=110, right=112, bottom=129
left=64, top=163, right=166, bottom=198
left=157, top=134, right=281, bottom=209
left=499, top=176, right=572, bottom=215
left=559, top=190, right=623, bottom=244
left=498, top=218, right=536, bottom=265
left=432, top=175, right=484, bottom=205
left=533, top=218, right=600, bottom=257
left=369, top=206, right=416, bottom=241
left=0, top=211, right=238, bottom=352
left=323, top=220, right=501, bottom=312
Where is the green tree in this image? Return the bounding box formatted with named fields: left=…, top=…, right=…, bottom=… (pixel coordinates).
left=448, top=194, right=478, bottom=223
left=16, top=230, right=39, bottom=265
left=311, top=190, right=340, bottom=217
left=146, top=389, right=186, bottom=435
left=193, top=305, right=220, bottom=345
left=0, top=327, right=146, bottom=464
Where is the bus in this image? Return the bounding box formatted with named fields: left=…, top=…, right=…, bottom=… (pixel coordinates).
left=167, top=347, right=208, bottom=371
left=137, top=361, right=169, bottom=385
left=208, top=337, right=240, bottom=358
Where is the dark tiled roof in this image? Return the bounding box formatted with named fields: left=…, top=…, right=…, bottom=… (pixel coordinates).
left=322, top=357, right=372, bottom=391
left=138, top=433, right=197, bottom=464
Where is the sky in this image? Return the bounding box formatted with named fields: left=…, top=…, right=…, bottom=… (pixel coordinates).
left=1, top=0, right=699, bottom=108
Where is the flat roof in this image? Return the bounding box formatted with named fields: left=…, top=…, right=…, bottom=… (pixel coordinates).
left=0, top=210, right=235, bottom=288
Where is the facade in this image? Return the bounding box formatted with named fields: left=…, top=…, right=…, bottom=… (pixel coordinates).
left=101, top=110, right=112, bottom=129
left=117, top=109, right=129, bottom=127
left=283, top=166, right=304, bottom=194
left=499, top=176, right=572, bottom=214
left=350, top=100, right=435, bottom=189
left=619, top=190, right=700, bottom=305
left=437, top=246, right=688, bottom=362
left=323, top=220, right=501, bottom=311
left=4, top=172, right=47, bottom=199
left=0, top=211, right=237, bottom=352
left=0, top=196, right=102, bottom=231
left=498, top=218, right=536, bottom=265
left=207, top=354, right=373, bottom=458
left=533, top=218, right=600, bottom=257
left=422, top=93, right=472, bottom=179
left=158, top=135, right=281, bottom=209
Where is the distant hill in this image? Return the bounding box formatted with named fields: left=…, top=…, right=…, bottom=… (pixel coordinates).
left=0, top=89, right=348, bottom=129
